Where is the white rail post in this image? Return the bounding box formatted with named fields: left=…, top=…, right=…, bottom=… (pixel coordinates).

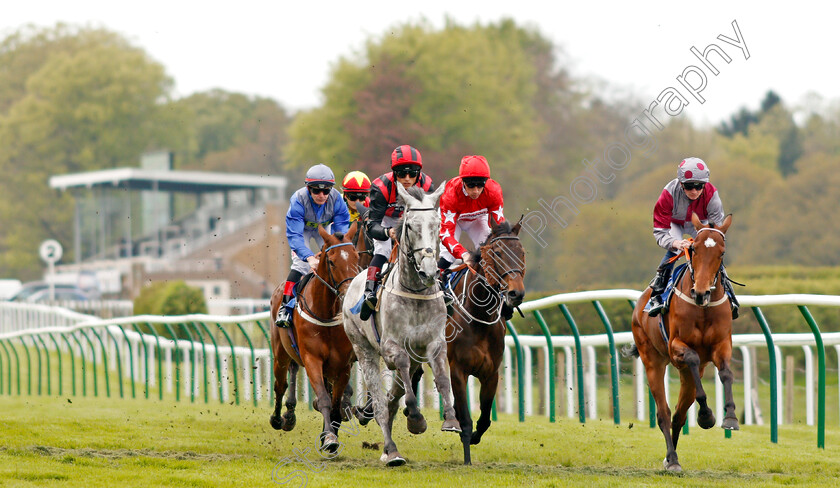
left=524, top=346, right=533, bottom=416
left=803, top=345, right=814, bottom=426
left=585, top=345, right=596, bottom=419
left=739, top=346, right=752, bottom=425
left=564, top=346, right=574, bottom=419
left=503, top=346, right=513, bottom=414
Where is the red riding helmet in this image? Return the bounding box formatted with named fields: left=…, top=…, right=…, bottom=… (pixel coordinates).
left=342, top=171, right=371, bottom=192
left=459, top=155, right=490, bottom=178
left=391, top=145, right=422, bottom=169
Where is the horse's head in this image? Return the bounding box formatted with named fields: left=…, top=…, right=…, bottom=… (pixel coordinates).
left=689, top=212, right=732, bottom=306
left=479, top=216, right=526, bottom=308
left=395, top=181, right=446, bottom=287
left=317, top=223, right=360, bottom=296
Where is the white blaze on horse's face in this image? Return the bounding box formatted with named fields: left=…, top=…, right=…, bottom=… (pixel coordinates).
left=704, top=237, right=716, bottom=248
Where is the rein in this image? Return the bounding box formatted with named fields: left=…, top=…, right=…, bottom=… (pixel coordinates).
left=299, top=241, right=355, bottom=324
left=395, top=206, right=439, bottom=294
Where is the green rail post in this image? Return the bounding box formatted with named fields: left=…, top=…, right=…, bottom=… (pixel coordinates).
left=141, top=323, right=164, bottom=401
left=235, top=322, right=259, bottom=407
left=30, top=336, right=43, bottom=395
left=198, top=322, right=224, bottom=404
left=751, top=307, right=778, bottom=444
left=88, top=328, right=111, bottom=398
left=593, top=301, right=620, bottom=425
left=532, top=311, right=556, bottom=422
left=131, top=324, right=151, bottom=399
left=491, top=398, right=497, bottom=421
left=47, top=333, right=62, bottom=396
left=254, top=320, right=274, bottom=405
left=505, top=321, right=526, bottom=422
left=192, top=323, right=213, bottom=404
left=35, top=334, right=51, bottom=395
left=162, top=323, right=181, bottom=402
left=798, top=306, right=826, bottom=449
left=649, top=389, right=656, bottom=428
left=116, top=325, right=136, bottom=399
left=19, top=337, right=31, bottom=395
left=60, top=334, right=77, bottom=396
left=6, top=340, right=21, bottom=395
left=216, top=323, right=240, bottom=406
left=179, top=323, right=197, bottom=403
left=77, top=329, right=98, bottom=397
left=102, top=328, right=124, bottom=398
left=558, top=305, right=586, bottom=423
left=0, top=340, right=11, bottom=394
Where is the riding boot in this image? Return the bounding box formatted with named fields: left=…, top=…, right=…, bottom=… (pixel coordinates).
left=437, top=269, right=455, bottom=317
left=721, top=271, right=740, bottom=320
left=648, top=267, right=671, bottom=317
left=275, top=293, right=294, bottom=328
left=360, top=266, right=380, bottom=321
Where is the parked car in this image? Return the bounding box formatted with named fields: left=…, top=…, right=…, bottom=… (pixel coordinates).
left=25, top=288, right=93, bottom=302
left=6, top=281, right=88, bottom=302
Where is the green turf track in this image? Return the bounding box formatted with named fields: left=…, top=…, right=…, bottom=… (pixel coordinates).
left=1, top=396, right=840, bottom=487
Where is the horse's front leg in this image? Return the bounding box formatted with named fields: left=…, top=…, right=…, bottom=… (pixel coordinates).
left=645, top=360, right=680, bottom=472
left=713, top=344, right=740, bottom=430
left=471, top=370, right=499, bottom=446
left=357, top=348, right=405, bottom=466
left=383, top=341, right=426, bottom=435
left=427, top=339, right=461, bottom=432
left=303, top=356, right=340, bottom=453
left=671, top=339, right=715, bottom=430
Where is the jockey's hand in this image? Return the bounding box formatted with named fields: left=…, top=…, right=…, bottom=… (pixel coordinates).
left=671, top=239, right=690, bottom=251
left=462, top=252, right=477, bottom=274
left=306, top=255, right=320, bottom=269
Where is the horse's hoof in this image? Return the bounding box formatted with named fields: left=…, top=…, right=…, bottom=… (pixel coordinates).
left=281, top=412, right=297, bottom=432
left=698, top=411, right=716, bottom=430
left=441, top=419, right=462, bottom=433
left=352, top=406, right=373, bottom=426
left=320, top=433, right=339, bottom=453
left=663, top=458, right=682, bottom=473
left=381, top=451, right=406, bottom=467
left=406, top=414, right=427, bottom=435
left=721, top=417, right=740, bottom=431
left=269, top=414, right=283, bottom=430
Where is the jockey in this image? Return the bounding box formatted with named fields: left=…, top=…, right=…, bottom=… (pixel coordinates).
left=648, top=157, right=739, bottom=319
left=342, top=170, right=371, bottom=223
left=275, top=164, right=351, bottom=327
left=438, top=155, right=506, bottom=316
left=360, top=145, right=434, bottom=320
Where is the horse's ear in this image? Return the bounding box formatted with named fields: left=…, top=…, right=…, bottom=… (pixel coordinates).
left=318, top=224, right=331, bottom=241
left=428, top=181, right=446, bottom=207
left=691, top=212, right=703, bottom=231
left=511, top=214, right=524, bottom=236
left=345, top=221, right=358, bottom=241
left=718, top=214, right=733, bottom=234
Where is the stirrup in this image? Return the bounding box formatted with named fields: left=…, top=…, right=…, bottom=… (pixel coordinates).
left=648, top=295, right=665, bottom=317
left=275, top=309, right=291, bottom=328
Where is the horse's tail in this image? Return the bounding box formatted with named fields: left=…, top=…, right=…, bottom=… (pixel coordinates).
left=620, top=343, right=640, bottom=358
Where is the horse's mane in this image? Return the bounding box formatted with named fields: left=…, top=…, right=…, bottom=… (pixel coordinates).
left=473, top=221, right=515, bottom=265
left=393, top=186, right=436, bottom=243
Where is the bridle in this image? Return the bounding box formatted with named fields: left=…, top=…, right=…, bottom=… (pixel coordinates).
left=397, top=206, right=438, bottom=292
left=299, top=241, right=357, bottom=323
left=673, top=227, right=727, bottom=307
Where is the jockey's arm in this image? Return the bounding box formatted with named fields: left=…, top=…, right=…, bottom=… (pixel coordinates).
left=366, top=188, right=391, bottom=241
left=332, top=196, right=351, bottom=234
left=285, top=200, right=314, bottom=260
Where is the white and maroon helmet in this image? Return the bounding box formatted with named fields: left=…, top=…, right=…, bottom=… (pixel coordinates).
left=678, top=157, right=710, bottom=183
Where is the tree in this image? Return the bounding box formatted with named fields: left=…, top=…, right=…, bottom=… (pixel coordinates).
left=0, top=25, right=179, bottom=278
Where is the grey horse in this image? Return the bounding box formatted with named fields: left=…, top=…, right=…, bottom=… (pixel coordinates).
left=343, top=182, right=460, bottom=466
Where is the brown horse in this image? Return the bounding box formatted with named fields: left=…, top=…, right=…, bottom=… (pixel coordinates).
left=412, top=218, right=526, bottom=465
left=269, top=223, right=361, bottom=451
left=352, top=215, right=373, bottom=270
left=627, top=213, right=738, bottom=472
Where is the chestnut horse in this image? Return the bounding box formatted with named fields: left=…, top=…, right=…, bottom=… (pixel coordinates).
left=352, top=214, right=373, bottom=270
left=412, top=218, right=526, bottom=465
left=626, top=213, right=738, bottom=472
left=269, top=223, right=361, bottom=451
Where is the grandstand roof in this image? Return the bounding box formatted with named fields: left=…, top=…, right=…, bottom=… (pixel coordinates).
left=49, top=168, right=288, bottom=193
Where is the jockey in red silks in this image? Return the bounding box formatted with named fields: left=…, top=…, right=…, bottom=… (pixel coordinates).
left=437, top=155, right=506, bottom=316
left=360, top=145, right=435, bottom=320
left=648, top=157, right=739, bottom=319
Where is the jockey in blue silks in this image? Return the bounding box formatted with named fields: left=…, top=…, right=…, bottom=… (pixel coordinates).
left=275, top=163, right=351, bottom=327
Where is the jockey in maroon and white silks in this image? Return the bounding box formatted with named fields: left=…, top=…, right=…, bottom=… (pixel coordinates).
left=438, top=176, right=505, bottom=265
left=652, top=179, right=724, bottom=251
left=647, top=157, right=738, bottom=319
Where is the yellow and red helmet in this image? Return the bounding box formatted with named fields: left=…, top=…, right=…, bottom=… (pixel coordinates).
left=342, top=171, right=371, bottom=192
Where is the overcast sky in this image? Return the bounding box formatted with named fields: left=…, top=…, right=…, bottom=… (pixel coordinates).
left=3, top=1, right=837, bottom=127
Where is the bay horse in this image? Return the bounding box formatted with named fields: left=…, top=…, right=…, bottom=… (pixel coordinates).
left=342, top=183, right=461, bottom=467
left=412, top=218, right=526, bottom=465
left=626, top=212, right=738, bottom=472
left=269, top=222, right=361, bottom=451
left=352, top=214, right=373, bottom=270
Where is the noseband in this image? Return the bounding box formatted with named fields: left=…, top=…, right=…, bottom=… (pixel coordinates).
left=397, top=207, right=438, bottom=291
